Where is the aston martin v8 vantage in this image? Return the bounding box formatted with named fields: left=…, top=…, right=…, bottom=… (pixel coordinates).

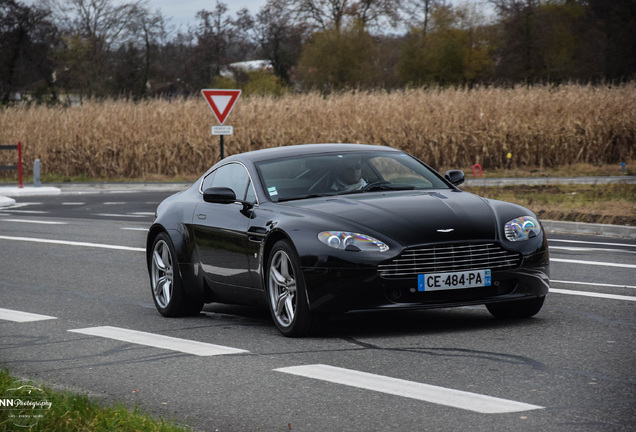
left=146, top=144, right=549, bottom=336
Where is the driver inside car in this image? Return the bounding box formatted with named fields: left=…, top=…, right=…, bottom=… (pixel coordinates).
left=331, top=157, right=367, bottom=192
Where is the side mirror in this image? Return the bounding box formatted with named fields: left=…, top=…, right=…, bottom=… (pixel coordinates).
left=203, top=187, right=236, bottom=204
left=445, top=170, right=465, bottom=186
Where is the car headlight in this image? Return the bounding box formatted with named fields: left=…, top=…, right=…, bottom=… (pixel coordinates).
left=504, top=216, right=541, bottom=241
left=318, top=231, right=389, bottom=252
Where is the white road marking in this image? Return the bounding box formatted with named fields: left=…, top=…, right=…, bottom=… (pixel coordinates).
left=0, top=235, right=144, bottom=252
left=68, top=326, right=249, bottom=356
left=121, top=227, right=149, bottom=231
left=550, top=239, right=635, bottom=248
left=0, top=219, right=67, bottom=225
left=2, top=209, right=48, bottom=214
left=551, top=258, right=636, bottom=269
left=61, top=202, right=85, bottom=206
left=94, top=213, right=147, bottom=218
left=275, top=364, right=543, bottom=414
left=0, top=308, right=57, bottom=322
left=551, top=246, right=636, bottom=254
left=550, top=288, right=636, bottom=302
left=131, top=212, right=155, bottom=216
left=552, top=280, right=636, bottom=289
left=104, top=202, right=126, bottom=205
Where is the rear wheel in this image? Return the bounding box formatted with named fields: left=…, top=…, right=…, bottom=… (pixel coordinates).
left=486, top=296, right=545, bottom=319
left=150, top=232, right=203, bottom=317
left=266, top=240, right=319, bottom=337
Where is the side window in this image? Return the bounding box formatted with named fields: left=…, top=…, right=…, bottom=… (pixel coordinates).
left=201, top=171, right=216, bottom=191
left=210, top=163, right=256, bottom=203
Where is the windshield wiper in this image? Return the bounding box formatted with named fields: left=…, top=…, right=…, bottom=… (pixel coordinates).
left=277, top=193, right=336, bottom=202
left=360, top=182, right=416, bottom=192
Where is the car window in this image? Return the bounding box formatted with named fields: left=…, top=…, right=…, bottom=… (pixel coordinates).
left=256, top=151, right=449, bottom=202
left=367, top=156, right=434, bottom=188
left=201, top=171, right=216, bottom=191
left=209, top=163, right=256, bottom=203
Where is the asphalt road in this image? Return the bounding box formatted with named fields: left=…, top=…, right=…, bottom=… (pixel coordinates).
left=1, top=189, right=635, bottom=431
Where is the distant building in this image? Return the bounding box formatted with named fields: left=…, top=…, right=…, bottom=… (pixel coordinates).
left=220, top=60, right=273, bottom=78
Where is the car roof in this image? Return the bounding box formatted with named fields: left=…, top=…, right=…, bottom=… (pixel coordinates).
left=225, top=143, right=401, bottom=163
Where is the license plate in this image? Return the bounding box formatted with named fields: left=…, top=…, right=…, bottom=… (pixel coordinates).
left=418, top=269, right=491, bottom=292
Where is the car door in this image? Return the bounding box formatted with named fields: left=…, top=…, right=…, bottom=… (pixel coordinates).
left=193, top=162, right=257, bottom=289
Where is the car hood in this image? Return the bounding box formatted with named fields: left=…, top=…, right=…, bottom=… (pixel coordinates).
left=283, top=190, right=499, bottom=245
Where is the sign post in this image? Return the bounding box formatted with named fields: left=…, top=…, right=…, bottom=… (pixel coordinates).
left=201, top=89, right=241, bottom=160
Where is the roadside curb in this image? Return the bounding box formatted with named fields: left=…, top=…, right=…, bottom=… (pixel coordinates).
left=1, top=182, right=635, bottom=239
left=0, top=196, right=16, bottom=208
left=542, top=220, right=636, bottom=240
left=0, top=186, right=60, bottom=208
left=464, top=175, right=635, bottom=186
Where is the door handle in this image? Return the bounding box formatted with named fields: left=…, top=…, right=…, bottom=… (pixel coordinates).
left=197, top=214, right=207, bottom=220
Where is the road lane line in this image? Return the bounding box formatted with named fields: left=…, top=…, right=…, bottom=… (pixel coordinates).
left=275, top=364, right=543, bottom=414
left=552, top=280, right=636, bottom=289
left=551, top=258, right=636, bottom=269
left=550, top=246, right=636, bottom=254
left=550, top=239, right=635, bottom=248
left=0, top=219, right=68, bottom=225
left=94, top=213, right=147, bottom=218
left=0, top=235, right=144, bottom=252
left=550, top=288, right=636, bottom=302
left=0, top=308, right=57, bottom=322
left=68, top=326, right=249, bottom=356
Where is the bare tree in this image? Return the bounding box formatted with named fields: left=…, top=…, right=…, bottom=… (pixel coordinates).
left=291, top=0, right=401, bottom=32
left=253, top=0, right=308, bottom=83
left=403, top=0, right=443, bottom=35
left=44, top=0, right=147, bottom=98
left=0, top=0, right=59, bottom=103
left=194, top=1, right=234, bottom=82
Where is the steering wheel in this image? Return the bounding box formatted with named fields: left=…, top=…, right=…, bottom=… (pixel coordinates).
left=362, top=180, right=390, bottom=191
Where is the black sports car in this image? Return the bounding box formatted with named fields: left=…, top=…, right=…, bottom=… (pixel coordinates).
left=146, top=144, right=549, bottom=336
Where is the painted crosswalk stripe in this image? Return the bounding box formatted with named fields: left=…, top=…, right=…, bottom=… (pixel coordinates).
left=0, top=308, right=57, bottom=322
left=68, top=326, right=248, bottom=356
left=275, top=364, right=543, bottom=414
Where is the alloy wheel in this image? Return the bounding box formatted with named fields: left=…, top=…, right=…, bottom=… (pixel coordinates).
left=268, top=249, right=297, bottom=327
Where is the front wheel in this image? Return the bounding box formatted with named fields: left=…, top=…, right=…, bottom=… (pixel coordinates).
left=149, top=232, right=203, bottom=317
left=486, top=296, right=545, bottom=319
left=266, top=240, right=319, bottom=337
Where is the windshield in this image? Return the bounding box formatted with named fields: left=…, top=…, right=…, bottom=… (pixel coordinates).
left=256, top=151, right=449, bottom=202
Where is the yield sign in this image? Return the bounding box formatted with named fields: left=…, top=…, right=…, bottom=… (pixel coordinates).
left=201, top=89, right=241, bottom=125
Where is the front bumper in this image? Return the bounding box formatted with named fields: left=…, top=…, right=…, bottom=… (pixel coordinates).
left=301, top=248, right=550, bottom=314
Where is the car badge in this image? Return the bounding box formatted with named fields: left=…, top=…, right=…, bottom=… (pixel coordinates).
left=437, top=228, right=454, bottom=233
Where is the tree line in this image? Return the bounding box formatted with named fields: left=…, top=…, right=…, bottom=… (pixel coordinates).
left=1, top=0, right=634, bottom=104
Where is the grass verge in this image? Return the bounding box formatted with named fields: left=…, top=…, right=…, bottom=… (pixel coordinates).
left=0, top=369, right=191, bottom=432
left=463, top=183, right=636, bottom=226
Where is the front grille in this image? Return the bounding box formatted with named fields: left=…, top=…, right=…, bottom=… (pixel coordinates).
left=378, top=242, right=521, bottom=279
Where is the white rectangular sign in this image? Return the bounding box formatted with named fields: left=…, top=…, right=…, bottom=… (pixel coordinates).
left=211, top=125, right=233, bottom=135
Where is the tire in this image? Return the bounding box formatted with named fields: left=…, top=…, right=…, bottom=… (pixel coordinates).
left=149, top=232, right=203, bottom=317
left=266, top=240, right=319, bottom=337
left=486, top=296, right=546, bottom=319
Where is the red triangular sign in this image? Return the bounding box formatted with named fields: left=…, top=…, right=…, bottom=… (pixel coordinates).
left=201, top=89, right=242, bottom=125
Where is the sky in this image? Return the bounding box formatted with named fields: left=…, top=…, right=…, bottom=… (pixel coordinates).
left=25, top=1, right=494, bottom=34
left=23, top=1, right=269, bottom=32
left=131, top=1, right=269, bottom=31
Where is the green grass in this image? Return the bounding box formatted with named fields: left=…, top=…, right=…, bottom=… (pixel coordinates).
left=0, top=369, right=192, bottom=432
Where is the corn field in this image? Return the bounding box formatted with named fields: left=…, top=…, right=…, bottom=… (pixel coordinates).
left=1, top=84, right=634, bottom=179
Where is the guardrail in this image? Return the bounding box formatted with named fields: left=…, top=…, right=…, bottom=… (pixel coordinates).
left=0, top=141, right=22, bottom=188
